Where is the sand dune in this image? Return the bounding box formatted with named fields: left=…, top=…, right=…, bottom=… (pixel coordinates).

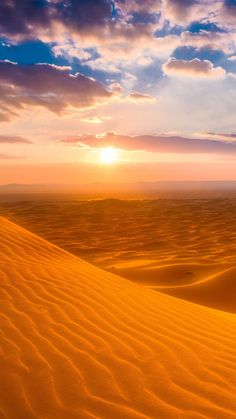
left=109, top=262, right=236, bottom=313
left=1, top=216, right=236, bottom=418
left=1, top=198, right=236, bottom=314
left=109, top=262, right=223, bottom=287
left=157, top=266, right=236, bottom=313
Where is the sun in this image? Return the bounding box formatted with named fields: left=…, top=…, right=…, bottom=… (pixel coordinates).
left=99, top=147, right=118, bottom=164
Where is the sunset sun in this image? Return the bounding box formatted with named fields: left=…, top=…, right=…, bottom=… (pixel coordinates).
left=100, top=147, right=118, bottom=164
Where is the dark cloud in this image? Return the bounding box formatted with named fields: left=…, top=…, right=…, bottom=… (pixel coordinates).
left=0, top=0, right=233, bottom=46
left=0, top=0, right=51, bottom=38
left=0, top=61, right=111, bottom=120
left=0, top=135, right=33, bottom=143
left=56, top=0, right=113, bottom=31
left=221, top=0, right=236, bottom=22
left=0, top=0, right=221, bottom=43
left=60, top=132, right=236, bottom=154
left=0, top=0, right=220, bottom=40
left=0, top=0, right=113, bottom=39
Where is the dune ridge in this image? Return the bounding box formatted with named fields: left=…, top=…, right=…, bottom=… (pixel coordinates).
left=1, top=217, right=236, bottom=418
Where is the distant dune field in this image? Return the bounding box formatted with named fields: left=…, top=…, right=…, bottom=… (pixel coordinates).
left=1, top=216, right=236, bottom=418
left=1, top=198, right=236, bottom=313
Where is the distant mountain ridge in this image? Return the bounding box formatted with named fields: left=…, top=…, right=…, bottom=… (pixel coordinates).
left=0, top=181, right=236, bottom=193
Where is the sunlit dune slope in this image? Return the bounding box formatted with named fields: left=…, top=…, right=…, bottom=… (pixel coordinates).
left=1, top=217, right=236, bottom=418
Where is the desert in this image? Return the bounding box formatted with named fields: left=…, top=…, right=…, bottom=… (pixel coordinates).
left=0, top=196, right=236, bottom=417
left=1, top=0, right=236, bottom=417
left=1, top=197, right=236, bottom=313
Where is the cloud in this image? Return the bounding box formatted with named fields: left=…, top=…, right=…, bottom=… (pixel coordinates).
left=0, top=0, right=113, bottom=40
left=164, top=0, right=215, bottom=25
left=117, top=0, right=161, bottom=14
left=52, top=44, right=92, bottom=61
left=0, top=0, right=177, bottom=74
left=85, top=57, right=121, bottom=73
left=0, top=135, right=33, bottom=143
left=108, top=82, right=124, bottom=94
left=164, top=0, right=197, bottom=24
left=127, top=92, right=156, bottom=102
left=0, top=0, right=157, bottom=54
left=163, top=58, right=226, bottom=79
left=220, top=0, right=236, bottom=24
left=0, top=153, right=25, bottom=159
left=0, top=0, right=221, bottom=43
left=0, top=0, right=50, bottom=39
left=0, top=0, right=229, bottom=84
left=0, top=112, right=14, bottom=122
left=59, top=131, right=236, bottom=154
left=81, top=116, right=111, bottom=124
left=203, top=132, right=236, bottom=141
left=181, top=30, right=236, bottom=54
left=0, top=61, right=111, bottom=121
left=0, top=0, right=230, bottom=50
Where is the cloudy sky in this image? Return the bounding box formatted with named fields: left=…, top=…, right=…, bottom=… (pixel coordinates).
left=0, top=0, right=236, bottom=183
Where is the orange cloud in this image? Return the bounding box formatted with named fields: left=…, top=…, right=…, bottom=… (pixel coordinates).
left=59, top=132, right=236, bottom=155
left=0, top=135, right=33, bottom=143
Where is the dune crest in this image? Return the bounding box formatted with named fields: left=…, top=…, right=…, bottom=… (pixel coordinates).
left=1, top=216, right=236, bottom=418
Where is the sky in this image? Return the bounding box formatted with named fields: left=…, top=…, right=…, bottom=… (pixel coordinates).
left=0, top=0, right=236, bottom=184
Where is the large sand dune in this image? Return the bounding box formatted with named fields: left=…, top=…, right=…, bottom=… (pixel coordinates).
left=1, top=198, right=236, bottom=313
left=1, top=216, right=236, bottom=418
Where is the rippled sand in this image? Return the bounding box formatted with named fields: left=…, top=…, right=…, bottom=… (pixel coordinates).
left=1, top=216, right=236, bottom=418
left=1, top=198, right=236, bottom=312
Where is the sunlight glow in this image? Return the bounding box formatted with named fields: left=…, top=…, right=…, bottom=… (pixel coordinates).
left=100, top=147, right=118, bottom=164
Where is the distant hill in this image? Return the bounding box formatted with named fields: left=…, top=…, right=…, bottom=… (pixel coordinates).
left=0, top=181, right=236, bottom=201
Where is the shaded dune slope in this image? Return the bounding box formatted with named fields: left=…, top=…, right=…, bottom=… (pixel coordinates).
left=157, top=266, right=236, bottom=314
left=112, top=263, right=236, bottom=313
left=1, top=217, right=236, bottom=418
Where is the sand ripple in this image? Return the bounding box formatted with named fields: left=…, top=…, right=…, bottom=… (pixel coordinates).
left=1, top=199, right=236, bottom=312
left=1, top=217, right=236, bottom=418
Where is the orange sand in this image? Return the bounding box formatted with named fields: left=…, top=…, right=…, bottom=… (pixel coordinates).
left=1, top=216, right=236, bottom=418
left=1, top=199, right=236, bottom=313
